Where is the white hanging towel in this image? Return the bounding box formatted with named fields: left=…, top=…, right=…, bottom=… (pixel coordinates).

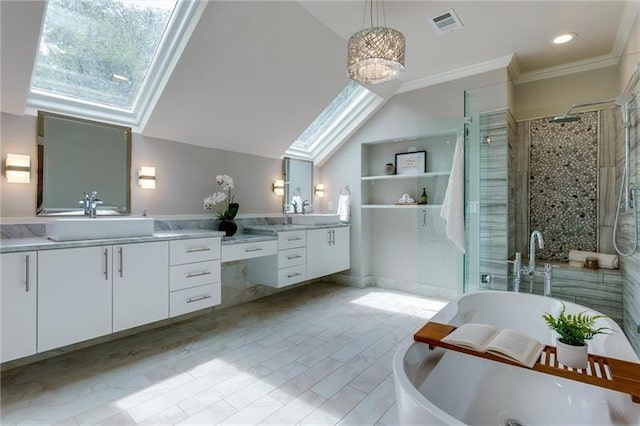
left=440, top=135, right=466, bottom=253
left=337, top=194, right=350, bottom=222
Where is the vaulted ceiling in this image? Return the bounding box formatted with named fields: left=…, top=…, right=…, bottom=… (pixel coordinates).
left=1, top=1, right=638, bottom=160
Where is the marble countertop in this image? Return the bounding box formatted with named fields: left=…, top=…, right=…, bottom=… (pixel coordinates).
left=0, top=222, right=350, bottom=253
left=0, top=230, right=225, bottom=253
left=243, top=222, right=350, bottom=236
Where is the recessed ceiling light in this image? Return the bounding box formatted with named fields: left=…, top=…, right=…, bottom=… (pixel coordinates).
left=553, top=33, right=576, bottom=44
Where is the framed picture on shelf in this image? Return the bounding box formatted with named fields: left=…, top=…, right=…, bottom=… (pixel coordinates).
left=395, top=151, right=426, bottom=175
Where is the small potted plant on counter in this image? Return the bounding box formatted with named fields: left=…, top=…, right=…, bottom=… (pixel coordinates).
left=542, top=304, right=611, bottom=369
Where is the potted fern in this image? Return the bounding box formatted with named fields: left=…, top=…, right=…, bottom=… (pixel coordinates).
left=542, top=304, right=611, bottom=369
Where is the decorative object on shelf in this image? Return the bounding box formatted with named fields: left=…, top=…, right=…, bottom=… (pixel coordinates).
left=314, top=184, right=325, bottom=197
left=584, top=257, right=599, bottom=269
left=138, top=166, right=156, bottom=189
left=395, top=150, right=426, bottom=175
left=420, top=188, right=428, bottom=205
left=542, top=303, right=611, bottom=369
left=396, top=193, right=416, bottom=204
left=204, top=174, right=239, bottom=236
left=346, top=0, right=405, bottom=84
left=5, top=153, right=31, bottom=183
left=384, top=163, right=395, bottom=175
left=272, top=179, right=284, bottom=196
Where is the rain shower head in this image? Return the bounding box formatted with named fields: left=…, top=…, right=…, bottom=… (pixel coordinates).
left=549, top=114, right=581, bottom=123
left=550, top=97, right=619, bottom=125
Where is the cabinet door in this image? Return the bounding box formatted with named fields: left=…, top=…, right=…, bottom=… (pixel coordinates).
left=307, top=228, right=351, bottom=280
left=38, top=246, right=113, bottom=352
left=1, top=252, right=37, bottom=362
left=332, top=227, right=351, bottom=274
left=113, top=241, right=169, bottom=332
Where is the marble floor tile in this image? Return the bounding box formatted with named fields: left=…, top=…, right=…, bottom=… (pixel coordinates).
left=1, top=283, right=446, bottom=425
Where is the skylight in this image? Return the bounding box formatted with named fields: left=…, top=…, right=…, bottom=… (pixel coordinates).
left=286, top=81, right=384, bottom=164
left=27, top=0, right=206, bottom=129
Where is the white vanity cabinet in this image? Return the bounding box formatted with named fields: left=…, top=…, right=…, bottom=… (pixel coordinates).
left=38, top=240, right=170, bottom=351
left=38, top=246, right=114, bottom=352
left=169, top=237, right=222, bottom=317
left=306, top=227, right=350, bottom=280
left=246, top=230, right=307, bottom=288
left=1, top=252, right=37, bottom=362
left=113, top=241, right=169, bottom=332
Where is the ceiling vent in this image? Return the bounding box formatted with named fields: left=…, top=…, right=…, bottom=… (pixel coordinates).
left=429, top=9, right=463, bottom=34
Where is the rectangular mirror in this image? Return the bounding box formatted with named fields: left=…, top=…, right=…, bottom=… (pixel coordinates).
left=37, top=111, right=131, bottom=215
left=283, top=157, right=312, bottom=213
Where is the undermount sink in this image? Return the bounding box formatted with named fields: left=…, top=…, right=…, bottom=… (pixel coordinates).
left=291, top=214, right=340, bottom=225
left=46, top=217, right=154, bottom=241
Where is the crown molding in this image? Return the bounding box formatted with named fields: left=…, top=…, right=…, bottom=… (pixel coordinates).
left=396, top=54, right=515, bottom=94
left=613, top=1, right=640, bottom=58
left=513, top=54, right=619, bottom=85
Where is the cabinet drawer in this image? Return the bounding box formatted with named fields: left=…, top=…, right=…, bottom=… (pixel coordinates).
left=169, top=260, right=220, bottom=291
left=222, top=240, right=277, bottom=262
left=170, top=283, right=221, bottom=317
left=170, top=237, right=221, bottom=265
left=278, top=264, right=306, bottom=287
left=278, top=230, right=306, bottom=250
left=278, top=247, right=306, bottom=269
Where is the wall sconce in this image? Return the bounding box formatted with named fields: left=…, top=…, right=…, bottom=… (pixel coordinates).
left=314, top=184, right=325, bottom=197
left=272, top=179, right=284, bottom=196
left=5, top=153, right=31, bottom=183
left=138, top=166, right=156, bottom=189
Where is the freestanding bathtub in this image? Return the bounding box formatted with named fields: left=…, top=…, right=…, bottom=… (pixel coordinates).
left=393, top=291, right=640, bottom=425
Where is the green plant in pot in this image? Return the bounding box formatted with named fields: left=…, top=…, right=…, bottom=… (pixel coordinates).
left=542, top=304, right=611, bottom=369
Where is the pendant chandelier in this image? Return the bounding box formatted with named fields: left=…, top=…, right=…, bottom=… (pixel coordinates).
left=347, top=0, right=405, bottom=84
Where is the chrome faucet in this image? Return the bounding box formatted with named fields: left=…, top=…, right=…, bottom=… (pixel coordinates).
left=302, top=200, right=312, bottom=214
left=79, top=191, right=103, bottom=218
left=529, top=230, right=544, bottom=274
left=510, top=230, right=553, bottom=296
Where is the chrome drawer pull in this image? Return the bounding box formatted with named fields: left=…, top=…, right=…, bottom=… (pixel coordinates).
left=287, top=272, right=302, bottom=278
left=186, top=247, right=211, bottom=253
left=287, top=255, right=302, bottom=260
left=103, top=248, right=109, bottom=280
left=244, top=247, right=263, bottom=252
left=25, top=254, right=30, bottom=292
left=186, top=294, right=212, bottom=303
left=287, top=237, right=302, bottom=241
left=187, top=271, right=211, bottom=278
left=118, top=247, right=124, bottom=278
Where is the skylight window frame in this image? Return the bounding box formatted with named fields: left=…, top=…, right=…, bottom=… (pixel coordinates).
left=285, top=84, right=384, bottom=165
left=26, top=0, right=207, bottom=131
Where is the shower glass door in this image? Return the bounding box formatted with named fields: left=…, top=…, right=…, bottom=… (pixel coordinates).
left=463, top=83, right=515, bottom=293
left=414, top=117, right=466, bottom=300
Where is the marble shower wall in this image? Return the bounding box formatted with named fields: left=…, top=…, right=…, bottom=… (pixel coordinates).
left=619, top=71, right=640, bottom=355
left=478, top=109, right=515, bottom=291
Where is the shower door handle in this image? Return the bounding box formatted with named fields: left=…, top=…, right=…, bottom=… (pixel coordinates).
left=422, top=210, right=427, bottom=228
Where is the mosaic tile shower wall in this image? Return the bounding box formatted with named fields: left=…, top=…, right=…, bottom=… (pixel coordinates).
left=529, top=111, right=598, bottom=261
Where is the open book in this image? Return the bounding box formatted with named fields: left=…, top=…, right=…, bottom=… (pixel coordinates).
left=441, top=323, right=544, bottom=368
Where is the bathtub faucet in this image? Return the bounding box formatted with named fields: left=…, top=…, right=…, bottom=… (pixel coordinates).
left=511, top=230, right=553, bottom=296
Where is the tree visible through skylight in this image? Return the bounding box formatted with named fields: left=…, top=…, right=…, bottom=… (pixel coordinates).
left=31, top=0, right=177, bottom=109
left=291, top=81, right=367, bottom=151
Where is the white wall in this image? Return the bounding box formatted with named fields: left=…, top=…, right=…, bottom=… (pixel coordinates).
left=320, top=69, right=510, bottom=292
left=619, top=12, right=640, bottom=94
left=1, top=112, right=284, bottom=218
left=512, top=66, right=621, bottom=121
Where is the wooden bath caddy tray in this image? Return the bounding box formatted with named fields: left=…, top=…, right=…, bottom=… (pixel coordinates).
left=414, top=322, right=640, bottom=403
